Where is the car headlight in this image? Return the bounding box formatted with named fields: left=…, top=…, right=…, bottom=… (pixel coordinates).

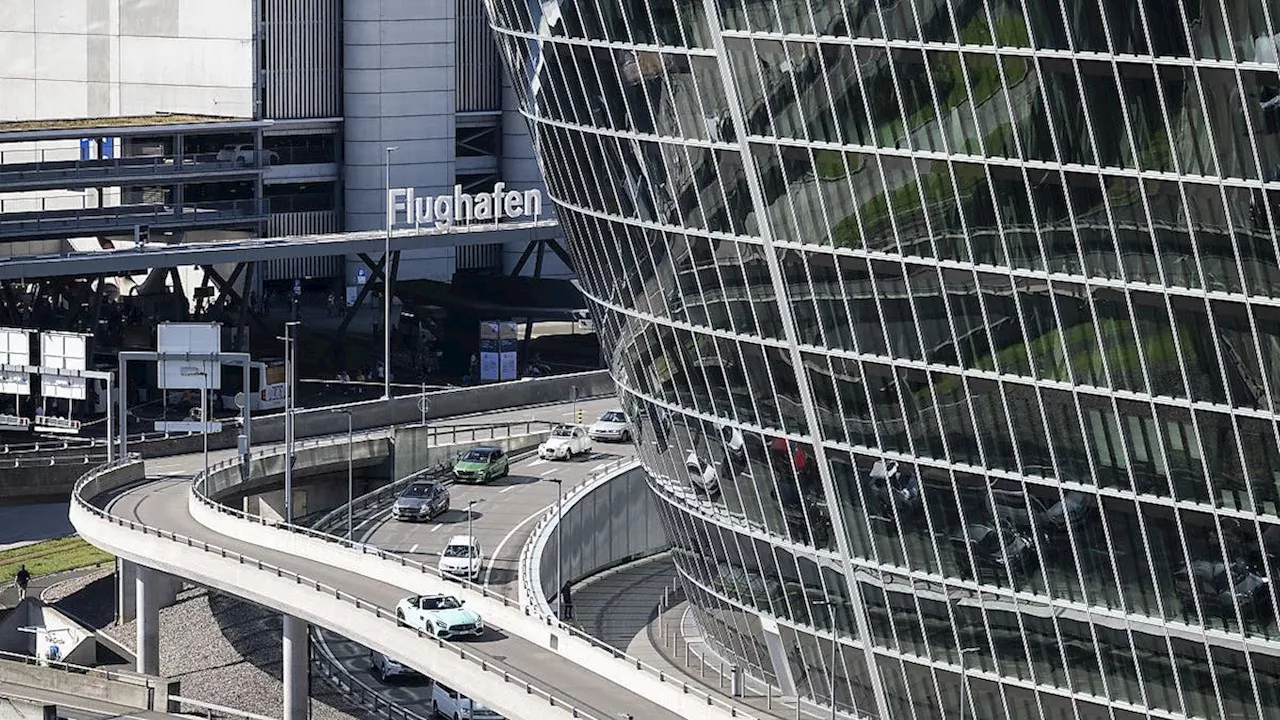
left=435, top=620, right=447, bottom=628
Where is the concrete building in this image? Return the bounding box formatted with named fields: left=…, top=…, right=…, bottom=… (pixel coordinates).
left=0, top=0, right=570, bottom=291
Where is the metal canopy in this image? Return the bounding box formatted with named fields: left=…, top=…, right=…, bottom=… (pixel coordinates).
left=0, top=219, right=560, bottom=280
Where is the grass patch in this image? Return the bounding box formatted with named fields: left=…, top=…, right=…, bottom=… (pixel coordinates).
left=0, top=537, right=114, bottom=584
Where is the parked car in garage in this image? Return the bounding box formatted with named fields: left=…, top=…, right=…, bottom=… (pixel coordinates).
left=438, top=535, right=484, bottom=581
left=392, top=480, right=450, bottom=522
left=453, top=446, right=509, bottom=483
left=431, top=681, right=504, bottom=719
left=538, top=425, right=592, bottom=460
left=394, top=594, right=484, bottom=639
left=369, top=650, right=419, bottom=682
left=588, top=410, right=632, bottom=442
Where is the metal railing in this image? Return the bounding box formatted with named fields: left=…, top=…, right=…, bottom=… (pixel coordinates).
left=71, top=459, right=606, bottom=720
left=168, top=696, right=278, bottom=720
left=0, top=649, right=157, bottom=688
left=513, top=459, right=760, bottom=719
left=310, top=631, right=431, bottom=720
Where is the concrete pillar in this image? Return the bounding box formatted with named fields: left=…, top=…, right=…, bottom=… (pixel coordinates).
left=135, top=565, right=160, bottom=676
left=116, top=558, right=137, bottom=623
left=282, top=614, right=309, bottom=720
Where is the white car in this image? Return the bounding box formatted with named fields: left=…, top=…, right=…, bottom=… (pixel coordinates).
left=538, top=424, right=592, bottom=460
left=438, top=535, right=484, bottom=581
left=588, top=410, right=632, bottom=442
left=685, top=451, right=721, bottom=496
left=215, top=143, right=279, bottom=165
left=432, top=681, right=504, bottom=720
left=369, top=650, right=418, bottom=682
left=393, top=594, right=483, bottom=639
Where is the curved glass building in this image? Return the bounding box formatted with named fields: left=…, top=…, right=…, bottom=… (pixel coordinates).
left=486, top=1, right=1280, bottom=717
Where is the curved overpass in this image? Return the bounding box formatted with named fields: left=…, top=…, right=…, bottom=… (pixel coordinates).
left=71, top=400, right=753, bottom=720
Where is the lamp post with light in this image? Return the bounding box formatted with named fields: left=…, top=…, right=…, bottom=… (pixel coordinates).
left=382, top=145, right=399, bottom=400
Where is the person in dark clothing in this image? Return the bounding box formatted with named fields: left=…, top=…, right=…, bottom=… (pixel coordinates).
left=15, top=565, right=31, bottom=600
left=560, top=582, right=574, bottom=620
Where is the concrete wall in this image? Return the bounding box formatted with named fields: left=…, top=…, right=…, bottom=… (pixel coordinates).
left=0, top=0, right=254, bottom=121
left=535, top=464, right=667, bottom=602
left=11, top=372, right=614, bottom=504
left=0, top=659, right=174, bottom=710
left=115, top=558, right=181, bottom=624
left=391, top=428, right=550, bottom=482
left=343, top=0, right=457, bottom=282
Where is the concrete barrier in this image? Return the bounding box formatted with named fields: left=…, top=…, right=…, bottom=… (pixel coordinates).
left=139, top=370, right=614, bottom=457
left=524, top=462, right=668, bottom=610
left=0, top=657, right=175, bottom=711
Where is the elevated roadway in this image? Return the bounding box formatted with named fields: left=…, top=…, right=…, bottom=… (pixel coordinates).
left=0, top=219, right=558, bottom=279
left=71, top=398, right=752, bottom=720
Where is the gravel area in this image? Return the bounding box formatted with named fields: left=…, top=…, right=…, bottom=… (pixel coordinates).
left=103, top=586, right=373, bottom=720
left=40, top=567, right=116, bottom=629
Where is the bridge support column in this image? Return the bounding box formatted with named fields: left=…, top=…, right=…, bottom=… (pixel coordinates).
left=282, top=614, right=309, bottom=720
left=135, top=564, right=161, bottom=675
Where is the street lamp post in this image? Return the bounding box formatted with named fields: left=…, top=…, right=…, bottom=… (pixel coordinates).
left=958, top=646, right=979, bottom=720
left=545, top=477, right=564, bottom=614
left=812, top=600, right=838, bottom=719
left=331, top=409, right=354, bottom=541
left=279, top=321, right=300, bottom=523
left=382, top=145, right=399, bottom=400
left=179, top=367, right=210, bottom=482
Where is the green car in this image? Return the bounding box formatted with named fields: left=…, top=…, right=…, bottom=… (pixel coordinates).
left=452, top=446, right=509, bottom=483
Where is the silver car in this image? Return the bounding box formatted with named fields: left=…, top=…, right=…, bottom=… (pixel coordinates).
left=392, top=481, right=449, bottom=522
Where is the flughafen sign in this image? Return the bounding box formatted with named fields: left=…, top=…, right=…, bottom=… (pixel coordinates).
left=387, top=183, right=544, bottom=230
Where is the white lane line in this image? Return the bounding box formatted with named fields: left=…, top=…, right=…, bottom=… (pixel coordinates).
left=430, top=524, right=443, bottom=532
left=353, top=512, right=384, bottom=536
left=529, top=459, right=547, bottom=467
left=499, top=485, right=515, bottom=494
left=540, top=468, right=556, bottom=476
left=590, top=462, right=608, bottom=473
left=483, top=501, right=555, bottom=589
left=409, top=543, right=418, bottom=554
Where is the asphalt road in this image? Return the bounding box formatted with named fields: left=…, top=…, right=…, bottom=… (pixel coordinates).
left=316, top=408, right=637, bottom=718
left=99, top=397, right=684, bottom=720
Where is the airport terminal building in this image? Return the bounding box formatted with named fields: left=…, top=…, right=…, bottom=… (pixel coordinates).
left=0, top=0, right=570, bottom=286
left=489, top=0, right=1280, bottom=718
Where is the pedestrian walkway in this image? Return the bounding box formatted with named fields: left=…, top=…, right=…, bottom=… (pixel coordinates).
left=571, top=555, right=818, bottom=720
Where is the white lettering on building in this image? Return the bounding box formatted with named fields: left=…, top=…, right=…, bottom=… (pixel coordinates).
left=387, top=183, right=544, bottom=230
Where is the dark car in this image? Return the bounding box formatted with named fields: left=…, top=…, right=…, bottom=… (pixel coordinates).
left=953, top=520, right=1037, bottom=580
left=991, top=489, right=1093, bottom=539
left=865, top=460, right=922, bottom=520
left=392, top=481, right=449, bottom=522
left=1174, top=559, right=1273, bottom=621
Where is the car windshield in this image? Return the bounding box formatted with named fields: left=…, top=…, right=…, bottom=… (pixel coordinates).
left=401, top=484, right=435, bottom=498
left=461, top=450, right=491, bottom=462
left=443, top=544, right=476, bottom=558
left=600, top=412, right=626, bottom=423
left=420, top=596, right=463, bottom=610
left=552, top=427, right=574, bottom=437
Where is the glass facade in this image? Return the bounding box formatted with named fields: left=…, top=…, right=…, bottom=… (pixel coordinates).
left=484, top=0, right=1280, bottom=717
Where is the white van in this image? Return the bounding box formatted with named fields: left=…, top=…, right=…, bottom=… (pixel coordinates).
left=431, top=681, right=503, bottom=719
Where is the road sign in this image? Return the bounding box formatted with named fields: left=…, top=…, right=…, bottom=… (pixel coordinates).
left=357, top=268, right=367, bottom=284
left=418, top=397, right=430, bottom=413
left=234, top=392, right=247, bottom=409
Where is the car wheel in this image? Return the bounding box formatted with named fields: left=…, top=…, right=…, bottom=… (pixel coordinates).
left=373, top=663, right=383, bottom=681
left=622, top=430, right=631, bottom=442
left=431, top=701, right=439, bottom=718
left=395, top=609, right=405, bottom=626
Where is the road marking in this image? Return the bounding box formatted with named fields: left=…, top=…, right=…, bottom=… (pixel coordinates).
left=499, top=485, right=515, bottom=494
left=484, top=500, right=555, bottom=589
left=409, top=543, right=418, bottom=553
left=529, top=459, right=547, bottom=467
left=430, top=524, right=442, bottom=532
left=540, top=468, right=556, bottom=476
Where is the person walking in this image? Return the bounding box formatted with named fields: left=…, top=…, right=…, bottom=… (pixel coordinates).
left=15, top=565, right=31, bottom=601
